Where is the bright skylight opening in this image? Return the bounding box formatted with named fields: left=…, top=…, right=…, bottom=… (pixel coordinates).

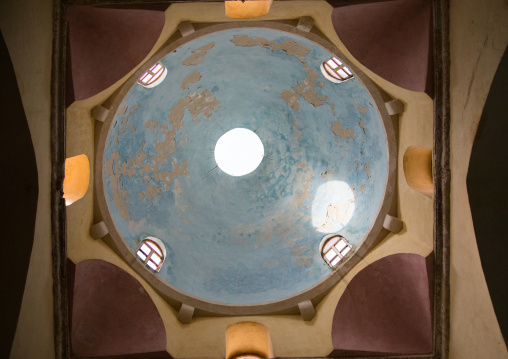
left=214, top=128, right=264, bottom=177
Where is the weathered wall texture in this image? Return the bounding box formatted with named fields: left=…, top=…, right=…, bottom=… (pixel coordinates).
left=449, top=0, right=508, bottom=357
left=0, top=0, right=54, bottom=358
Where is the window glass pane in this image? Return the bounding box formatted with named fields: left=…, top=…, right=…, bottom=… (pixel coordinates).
left=325, top=249, right=337, bottom=261
left=147, top=241, right=162, bottom=255
left=323, top=237, right=338, bottom=252
left=327, top=59, right=339, bottom=69
left=142, top=74, right=153, bottom=83
left=332, top=57, right=343, bottom=65
left=140, top=243, right=151, bottom=254
left=324, top=63, right=334, bottom=73
left=338, top=69, right=348, bottom=78
left=148, top=74, right=162, bottom=85
left=136, top=251, right=147, bottom=261
left=152, top=64, right=162, bottom=72
left=147, top=261, right=158, bottom=271
left=335, top=240, right=347, bottom=252
left=151, top=254, right=162, bottom=265
left=344, top=67, right=352, bottom=75
left=341, top=246, right=351, bottom=256
left=331, top=256, right=342, bottom=267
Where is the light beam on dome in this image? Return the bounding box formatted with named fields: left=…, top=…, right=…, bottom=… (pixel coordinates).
left=214, top=128, right=264, bottom=177
left=312, top=181, right=356, bottom=233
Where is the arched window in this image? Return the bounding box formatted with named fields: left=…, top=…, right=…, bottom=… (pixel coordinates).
left=320, top=234, right=352, bottom=268
left=138, top=62, right=167, bottom=88
left=136, top=237, right=166, bottom=272
left=320, top=57, right=354, bottom=83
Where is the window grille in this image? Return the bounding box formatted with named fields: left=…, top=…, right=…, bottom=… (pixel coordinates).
left=138, top=62, right=167, bottom=88
left=320, top=234, right=352, bottom=268
left=136, top=238, right=165, bottom=272
left=321, top=57, right=354, bottom=83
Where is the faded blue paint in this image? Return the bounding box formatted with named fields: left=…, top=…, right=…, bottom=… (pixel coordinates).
left=103, top=28, right=388, bottom=304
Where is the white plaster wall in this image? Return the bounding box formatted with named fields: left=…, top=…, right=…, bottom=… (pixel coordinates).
left=0, top=0, right=54, bottom=358
left=449, top=0, right=508, bottom=358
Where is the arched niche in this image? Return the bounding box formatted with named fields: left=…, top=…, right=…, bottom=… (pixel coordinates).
left=226, top=322, right=274, bottom=359
left=225, top=0, right=273, bottom=19
left=63, top=154, right=90, bottom=205
left=403, top=146, right=433, bottom=197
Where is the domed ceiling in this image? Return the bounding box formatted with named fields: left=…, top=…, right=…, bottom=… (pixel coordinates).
left=98, top=25, right=393, bottom=307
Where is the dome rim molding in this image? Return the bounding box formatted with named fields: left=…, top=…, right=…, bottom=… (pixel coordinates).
left=94, top=21, right=397, bottom=316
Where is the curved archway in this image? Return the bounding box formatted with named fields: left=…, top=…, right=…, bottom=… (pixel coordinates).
left=330, top=0, right=433, bottom=94
left=330, top=253, right=433, bottom=356
left=70, top=259, right=169, bottom=357
left=66, top=6, right=165, bottom=102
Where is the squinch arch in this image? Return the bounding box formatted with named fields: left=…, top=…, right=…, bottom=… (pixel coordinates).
left=330, top=253, right=433, bottom=356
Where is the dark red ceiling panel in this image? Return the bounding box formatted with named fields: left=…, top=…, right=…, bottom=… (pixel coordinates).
left=67, top=6, right=165, bottom=103
left=70, top=259, right=170, bottom=358
left=331, top=0, right=433, bottom=95
left=330, top=253, right=433, bottom=356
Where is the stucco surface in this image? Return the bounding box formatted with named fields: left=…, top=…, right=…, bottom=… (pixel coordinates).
left=449, top=0, right=508, bottom=357
left=101, top=27, right=389, bottom=304
left=0, top=0, right=54, bottom=358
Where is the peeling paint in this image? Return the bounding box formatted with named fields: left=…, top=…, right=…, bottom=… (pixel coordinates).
left=365, top=163, right=371, bottom=178
left=292, top=65, right=325, bottom=108
left=332, top=121, right=355, bottom=140
left=170, top=90, right=221, bottom=123
left=280, top=90, right=300, bottom=111
left=180, top=70, right=202, bottom=90
left=230, top=34, right=325, bottom=110
left=318, top=200, right=356, bottom=232
left=321, top=170, right=333, bottom=179
left=359, top=117, right=366, bottom=134
left=102, top=28, right=389, bottom=305
left=357, top=105, right=367, bottom=113
left=182, top=42, right=215, bottom=66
